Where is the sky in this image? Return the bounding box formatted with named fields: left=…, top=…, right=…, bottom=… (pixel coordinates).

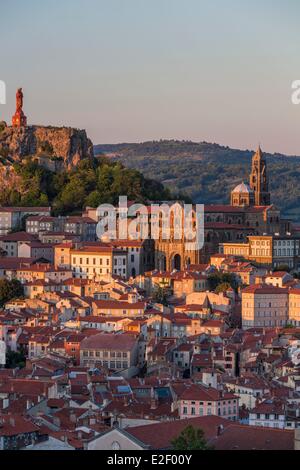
left=1, top=0, right=300, bottom=154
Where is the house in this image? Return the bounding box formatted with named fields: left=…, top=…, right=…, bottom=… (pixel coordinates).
left=70, top=245, right=128, bottom=280
left=80, top=332, right=144, bottom=377
left=0, top=232, right=37, bottom=257
left=265, top=272, right=294, bottom=288
left=0, top=414, right=41, bottom=450
left=0, top=207, right=51, bottom=235
left=18, top=242, right=54, bottom=263
left=92, top=296, right=146, bottom=317
left=173, top=343, right=193, bottom=369
left=86, top=415, right=294, bottom=450
left=224, top=375, right=270, bottom=409
left=177, top=383, right=239, bottom=420
left=249, top=399, right=286, bottom=429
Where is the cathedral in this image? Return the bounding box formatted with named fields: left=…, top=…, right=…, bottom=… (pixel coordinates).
left=155, top=146, right=290, bottom=269
left=231, top=146, right=270, bottom=207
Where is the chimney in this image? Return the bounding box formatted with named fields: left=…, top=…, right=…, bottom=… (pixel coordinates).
left=150, top=396, right=158, bottom=410
left=9, top=417, right=15, bottom=427
left=217, top=424, right=224, bottom=436
left=150, top=386, right=158, bottom=410
left=128, top=292, right=137, bottom=304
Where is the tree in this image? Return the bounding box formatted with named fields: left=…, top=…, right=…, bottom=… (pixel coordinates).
left=152, top=285, right=169, bottom=306
left=171, top=425, right=213, bottom=450
left=0, top=279, right=24, bottom=307
left=274, top=264, right=290, bottom=273
left=6, top=349, right=26, bottom=369
left=215, top=282, right=231, bottom=294
left=0, top=121, right=7, bottom=134
left=207, top=272, right=238, bottom=293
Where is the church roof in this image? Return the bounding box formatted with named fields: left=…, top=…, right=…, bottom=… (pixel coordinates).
left=232, top=182, right=253, bottom=194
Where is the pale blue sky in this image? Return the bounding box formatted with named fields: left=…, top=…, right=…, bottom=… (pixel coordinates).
left=1, top=0, right=300, bottom=154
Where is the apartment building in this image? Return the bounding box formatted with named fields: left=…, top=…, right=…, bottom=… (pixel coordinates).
left=220, top=234, right=300, bottom=270
left=80, top=332, right=143, bottom=377
left=178, top=384, right=239, bottom=421
left=242, top=284, right=289, bottom=328
left=27, top=215, right=97, bottom=242
left=0, top=207, right=51, bottom=235
left=288, top=289, right=300, bottom=327
left=70, top=245, right=127, bottom=279
left=0, top=232, right=37, bottom=257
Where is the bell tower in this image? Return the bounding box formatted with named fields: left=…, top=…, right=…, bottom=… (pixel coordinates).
left=12, top=88, right=27, bottom=127
left=249, top=146, right=270, bottom=206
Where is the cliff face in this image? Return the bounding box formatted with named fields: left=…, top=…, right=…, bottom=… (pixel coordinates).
left=0, top=124, right=94, bottom=169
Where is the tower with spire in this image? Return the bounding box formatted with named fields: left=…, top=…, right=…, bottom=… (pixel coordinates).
left=249, top=146, right=270, bottom=206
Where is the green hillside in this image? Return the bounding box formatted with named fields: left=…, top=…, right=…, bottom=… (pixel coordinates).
left=0, top=156, right=176, bottom=215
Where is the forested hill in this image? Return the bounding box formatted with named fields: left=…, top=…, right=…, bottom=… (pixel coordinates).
left=0, top=157, right=175, bottom=215
left=94, top=140, right=300, bottom=221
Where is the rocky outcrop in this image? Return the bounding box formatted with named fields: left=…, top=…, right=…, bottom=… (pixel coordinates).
left=0, top=124, right=94, bottom=169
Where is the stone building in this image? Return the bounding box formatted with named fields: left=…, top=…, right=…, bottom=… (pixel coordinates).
left=242, top=284, right=289, bottom=328
left=231, top=182, right=255, bottom=207
left=155, top=146, right=290, bottom=266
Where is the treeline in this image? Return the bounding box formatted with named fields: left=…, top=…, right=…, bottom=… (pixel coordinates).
left=0, top=157, right=186, bottom=215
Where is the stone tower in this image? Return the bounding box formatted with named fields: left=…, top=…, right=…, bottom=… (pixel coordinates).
left=249, top=146, right=270, bottom=206
left=12, top=88, right=27, bottom=127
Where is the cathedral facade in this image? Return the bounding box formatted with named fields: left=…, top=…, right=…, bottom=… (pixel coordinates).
left=154, top=147, right=290, bottom=269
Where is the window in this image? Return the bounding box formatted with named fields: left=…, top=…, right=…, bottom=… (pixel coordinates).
left=183, top=407, right=188, bottom=415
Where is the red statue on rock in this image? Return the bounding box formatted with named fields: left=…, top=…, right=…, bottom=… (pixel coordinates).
left=12, top=88, right=27, bottom=127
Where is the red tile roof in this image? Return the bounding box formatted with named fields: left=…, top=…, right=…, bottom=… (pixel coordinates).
left=0, top=414, right=39, bottom=436
left=179, top=384, right=237, bottom=402
left=242, top=284, right=289, bottom=294
left=211, top=424, right=293, bottom=450
left=127, top=416, right=230, bottom=449
left=80, top=332, right=137, bottom=351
